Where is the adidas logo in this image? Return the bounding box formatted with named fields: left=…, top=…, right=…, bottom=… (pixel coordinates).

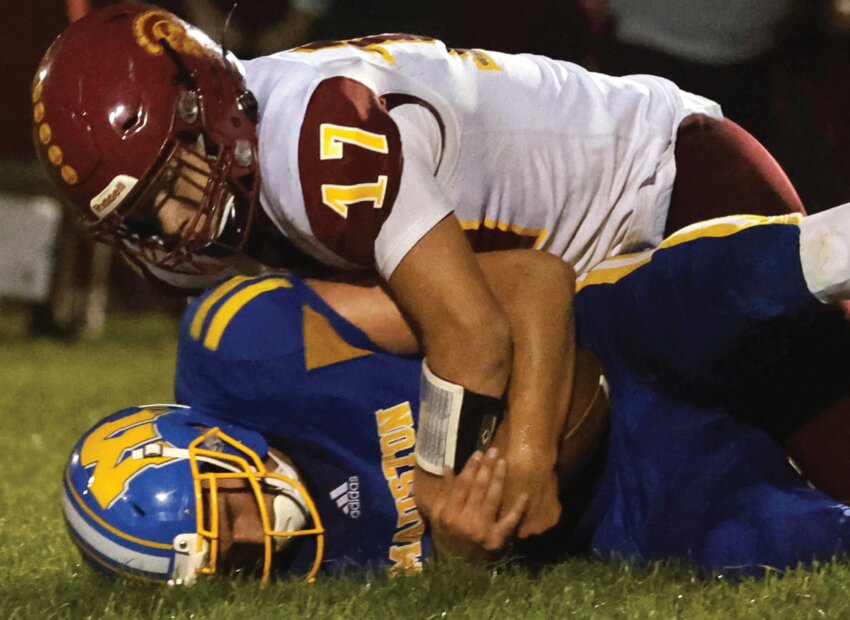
left=329, top=476, right=361, bottom=519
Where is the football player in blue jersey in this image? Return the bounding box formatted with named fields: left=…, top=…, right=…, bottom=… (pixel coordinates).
left=64, top=248, right=586, bottom=584
left=65, top=204, right=850, bottom=584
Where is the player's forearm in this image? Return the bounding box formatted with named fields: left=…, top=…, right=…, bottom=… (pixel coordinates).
left=419, top=311, right=512, bottom=399
left=399, top=245, right=573, bottom=539
left=388, top=216, right=513, bottom=398
left=479, top=251, right=576, bottom=465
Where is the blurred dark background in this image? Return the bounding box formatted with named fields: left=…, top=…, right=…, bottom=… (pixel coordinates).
left=7, top=0, right=850, bottom=337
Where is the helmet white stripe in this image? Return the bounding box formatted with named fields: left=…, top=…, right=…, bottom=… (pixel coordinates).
left=62, top=491, right=171, bottom=576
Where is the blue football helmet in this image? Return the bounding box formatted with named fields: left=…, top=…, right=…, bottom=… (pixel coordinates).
left=63, top=404, right=324, bottom=586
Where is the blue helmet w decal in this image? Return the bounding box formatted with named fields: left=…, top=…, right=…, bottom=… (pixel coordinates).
left=63, top=404, right=324, bottom=586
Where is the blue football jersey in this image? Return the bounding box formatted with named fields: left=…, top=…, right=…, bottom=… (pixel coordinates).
left=572, top=215, right=850, bottom=574
left=574, top=214, right=819, bottom=401
left=175, top=214, right=850, bottom=577
left=175, top=275, right=429, bottom=576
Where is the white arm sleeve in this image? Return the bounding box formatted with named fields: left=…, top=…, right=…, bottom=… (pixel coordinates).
left=799, top=202, right=850, bottom=303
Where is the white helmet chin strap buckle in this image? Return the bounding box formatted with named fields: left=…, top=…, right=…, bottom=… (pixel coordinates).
left=272, top=495, right=309, bottom=551
left=169, top=534, right=209, bottom=586
left=267, top=452, right=310, bottom=551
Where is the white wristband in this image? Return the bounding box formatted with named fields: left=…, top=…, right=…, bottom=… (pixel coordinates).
left=414, top=360, right=504, bottom=475
left=415, top=360, right=464, bottom=475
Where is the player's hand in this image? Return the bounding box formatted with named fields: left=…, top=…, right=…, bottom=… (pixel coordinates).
left=428, top=448, right=528, bottom=563
left=503, top=448, right=562, bottom=539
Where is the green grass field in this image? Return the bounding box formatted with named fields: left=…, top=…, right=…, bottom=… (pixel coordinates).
left=3, top=309, right=850, bottom=619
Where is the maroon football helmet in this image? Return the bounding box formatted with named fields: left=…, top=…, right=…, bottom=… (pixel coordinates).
left=32, top=2, right=260, bottom=274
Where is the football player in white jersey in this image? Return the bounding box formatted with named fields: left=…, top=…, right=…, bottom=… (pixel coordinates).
left=34, top=3, right=811, bottom=539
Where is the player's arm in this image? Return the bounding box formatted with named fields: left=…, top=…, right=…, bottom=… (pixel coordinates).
left=307, top=223, right=516, bottom=367
left=304, top=276, right=421, bottom=355
left=299, top=79, right=571, bottom=536
left=407, top=247, right=575, bottom=539
left=481, top=249, right=575, bottom=537
left=388, top=214, right=513, bottom=398
left=376, top=106, right=570, bottom=528
left=297, top=79, right=512, bottom=398
left=317, top=248, right=577, bottom=539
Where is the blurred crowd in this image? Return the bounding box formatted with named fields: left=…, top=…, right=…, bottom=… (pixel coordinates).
left=6, top=0, right=850, bottom=335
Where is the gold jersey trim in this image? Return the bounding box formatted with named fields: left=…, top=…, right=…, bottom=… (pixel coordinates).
left=577, top=213, right=803, bottom=292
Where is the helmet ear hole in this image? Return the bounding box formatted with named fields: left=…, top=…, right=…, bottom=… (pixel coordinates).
left=122, top=112, right=141, bottom=132
left=107, top=97, right=144, bottom=137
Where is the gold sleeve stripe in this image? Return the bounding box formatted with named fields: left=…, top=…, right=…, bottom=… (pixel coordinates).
left=64, top=469, right=172, bottom=550
left=203, top=277, right=292, bottom=351
left=575, top=252, right=653, bottom=291
left=577, top=213, right=803, bottom=292
left=658, top=213, right=803, bottom=249
left=189, top=276, right=253, bottom=341
left=459, top=218, right=549, bottom=248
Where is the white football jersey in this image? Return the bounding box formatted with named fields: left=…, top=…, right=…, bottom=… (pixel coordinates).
left=244, top=35, right=721, bottom=278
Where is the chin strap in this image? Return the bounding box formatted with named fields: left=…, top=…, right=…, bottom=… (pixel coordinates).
left=169, top=534, right=209, bottom=586
left=266, top=452, right=311, bottom=551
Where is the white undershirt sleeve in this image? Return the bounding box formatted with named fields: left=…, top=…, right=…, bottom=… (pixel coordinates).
left=799, top=202, right=850, bottom=303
